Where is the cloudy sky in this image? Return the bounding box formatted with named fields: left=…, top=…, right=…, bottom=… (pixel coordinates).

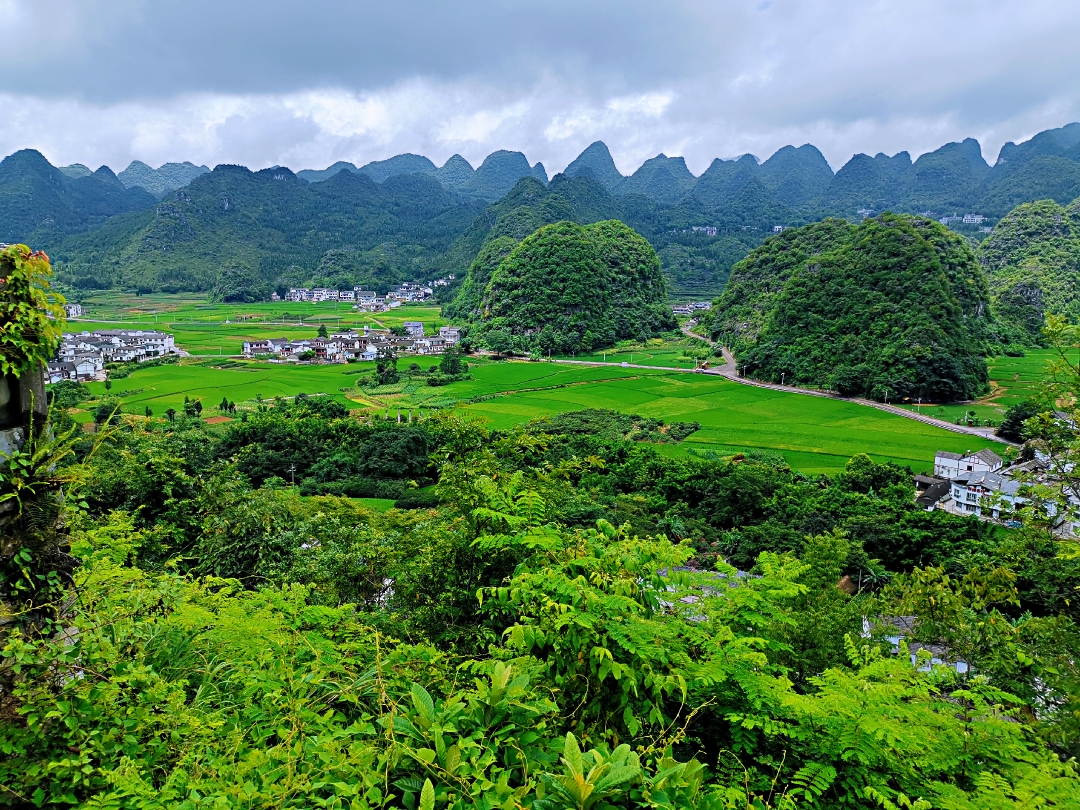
left=1, top=0, right=1078, bottom=176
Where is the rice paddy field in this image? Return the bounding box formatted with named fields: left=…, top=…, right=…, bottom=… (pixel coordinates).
left=65, top=293, right=1053, bottom=475
left=80, top=357, right=1008, bottom=476
left=892, top=349, right=1058, bottom=424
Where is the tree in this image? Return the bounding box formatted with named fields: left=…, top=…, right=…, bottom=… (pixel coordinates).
left=104, top=378, right=112, bottom=391
left=998, top=398, right=1041, bottom=443
left=220, top=396, right=230, bottom=412
left=144, top=406, right=153, bottom=418
left=317, top=324, right=328, bottom=339
left=440, top=344, right=465, bottom=375
left=211, top=260, right=270, bottom=303
left=93, top=399, right=121, bottom=426
left=375, top=344, right=399, bottom=385
left=165, top=408, right=176, bottom=422
left=486, top=329, right=513, bottom=358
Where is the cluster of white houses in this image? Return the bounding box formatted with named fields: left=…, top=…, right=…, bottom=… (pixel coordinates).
left=918, top=447, right=1079, bottom=534
left=241, top=325, right=462, bottom=363
left=671, top=301, right=713, bottom=317
left=47, top=329, right=178, bottom=383
left=282, top=282, right=434, bottom=310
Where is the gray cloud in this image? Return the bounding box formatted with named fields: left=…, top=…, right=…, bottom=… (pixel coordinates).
left=1, top=0, right=1078, bottom=174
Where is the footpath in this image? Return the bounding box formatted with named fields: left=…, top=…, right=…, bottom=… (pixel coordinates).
left=552, top=324, right=1015, bottom=446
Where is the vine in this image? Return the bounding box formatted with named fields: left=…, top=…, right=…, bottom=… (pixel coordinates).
left=0, top=244, right=66, bottom=377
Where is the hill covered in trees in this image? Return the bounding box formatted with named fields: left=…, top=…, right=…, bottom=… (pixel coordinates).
left=469, top=219, right=675, bottom=353
left=0, top=149, right=156, bottom=245
left=709, top=214, right=993, bottom=402
left=47, top=164, right=487, bottom=293
left=977, top=196, right=1080, bottom=342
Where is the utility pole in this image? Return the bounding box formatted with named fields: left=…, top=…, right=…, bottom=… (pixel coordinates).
left=884, top=388, right=889, bottom=406
left=288, top=464, right=296, bottom=487
left=781, top=373, right=785, bottom=387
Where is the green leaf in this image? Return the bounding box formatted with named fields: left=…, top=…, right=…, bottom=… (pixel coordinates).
left=420, top=778, right=435, bottom=810
left=411, top=682, right=436, bottom=724
left=563, top=732, right=583, bottom=776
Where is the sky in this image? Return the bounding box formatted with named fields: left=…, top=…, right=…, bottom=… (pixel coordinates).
left=1, top=0, right=1078, bottom=176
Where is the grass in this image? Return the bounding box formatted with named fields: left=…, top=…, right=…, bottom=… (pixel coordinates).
left=80, top=357, right=1009, bottom=474
left=69, top=293, right=447, bottom=355
left=892, top=349, right=1058, bottom=423
left=453, top=365, right=1006, bottom=475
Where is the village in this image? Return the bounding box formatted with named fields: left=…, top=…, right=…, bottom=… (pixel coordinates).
left=240, top=324, right=462, bottom=362
left=280, top=280, right=449, bottom=311
left=918, top=446, right=1078, bottom=535
left=45, top=322, right=465, bottom=383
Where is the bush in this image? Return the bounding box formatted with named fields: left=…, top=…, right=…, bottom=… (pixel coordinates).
left=394, top=488, right=440, bottom=509
left=1003, top=343, right=1027, bottom=357
left=998, top=399, right=1041, bottom=442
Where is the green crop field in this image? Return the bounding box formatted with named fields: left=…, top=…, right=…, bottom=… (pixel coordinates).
left=68, top=293, right=448, bottom=355
left=83, top=360, right=374, bottom=414
left=456, top=365, right=1006, bottom=475
left=892, top=349, right=1059, bottom=423
left=78, top=357, right=1005, bottom=474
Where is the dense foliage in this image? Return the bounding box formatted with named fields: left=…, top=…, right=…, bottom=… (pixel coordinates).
left=4, top=387, right=1080, bottom=807
left=977, top=197, right=1080, bottom=343
left=471, top=220, right=675, bottom=353
left=0, top=245, right=66, bottom=376
left=709, top=214, right=992, bottom=402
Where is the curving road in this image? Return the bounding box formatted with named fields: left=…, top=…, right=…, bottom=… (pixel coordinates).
left=679, top=322, right=1012, bottom=445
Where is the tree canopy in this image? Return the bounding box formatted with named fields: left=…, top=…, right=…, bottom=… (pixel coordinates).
left=472, top=219, right=675, bottom=353
left=709, top=214, right=992, bottom=402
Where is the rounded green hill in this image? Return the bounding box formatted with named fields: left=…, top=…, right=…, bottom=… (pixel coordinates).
left=473, top=219, right=675, bottom=353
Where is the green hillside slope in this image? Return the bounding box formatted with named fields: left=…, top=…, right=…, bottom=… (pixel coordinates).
left=977, top=198, right=1080, bottom=341
left=50, top=164, right=486, bottom=292
left=474, top=219, right=676, bottom=352
left=710, top=214, right=992, bottom=402
left=0, top=149, right=156, bottom=245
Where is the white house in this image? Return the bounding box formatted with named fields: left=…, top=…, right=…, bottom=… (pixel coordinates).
left=64, top=303, right=83, bottom=318
left=403, top=321, right=425, bottom=337
left=934, top=449, right=1003, bottom=479
left=945, top=471, right=1023, bottom=519
left=439, top=326, right=462, bottom=343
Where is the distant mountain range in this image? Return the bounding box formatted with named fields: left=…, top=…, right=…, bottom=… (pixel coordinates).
left=3, top=122, right=1080, bottom=301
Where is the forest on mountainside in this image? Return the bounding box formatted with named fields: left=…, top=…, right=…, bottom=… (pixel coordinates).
left=976, top=197, right=1080, bottom=343
left=5, top=122, right=1080, bottom=302
left=469, top=220, right=676, bottom=353
left=708, top=214, right=993, bottom=402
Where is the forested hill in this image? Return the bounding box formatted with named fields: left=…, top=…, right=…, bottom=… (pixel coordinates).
left=444, top=174, right=766, bottom=313
left=295, top=149, right=548, bottom=201
left=48, top=165, right=487, bottom=293
left=0, top=149, right=156, bottom=245
left=708, top=214, right=993, bottom=402
left=470, top=219, right=676, bottom=352
left=563, top=125, right=1080, bottom=221
left=976, top=195, right=1080, bottom=342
